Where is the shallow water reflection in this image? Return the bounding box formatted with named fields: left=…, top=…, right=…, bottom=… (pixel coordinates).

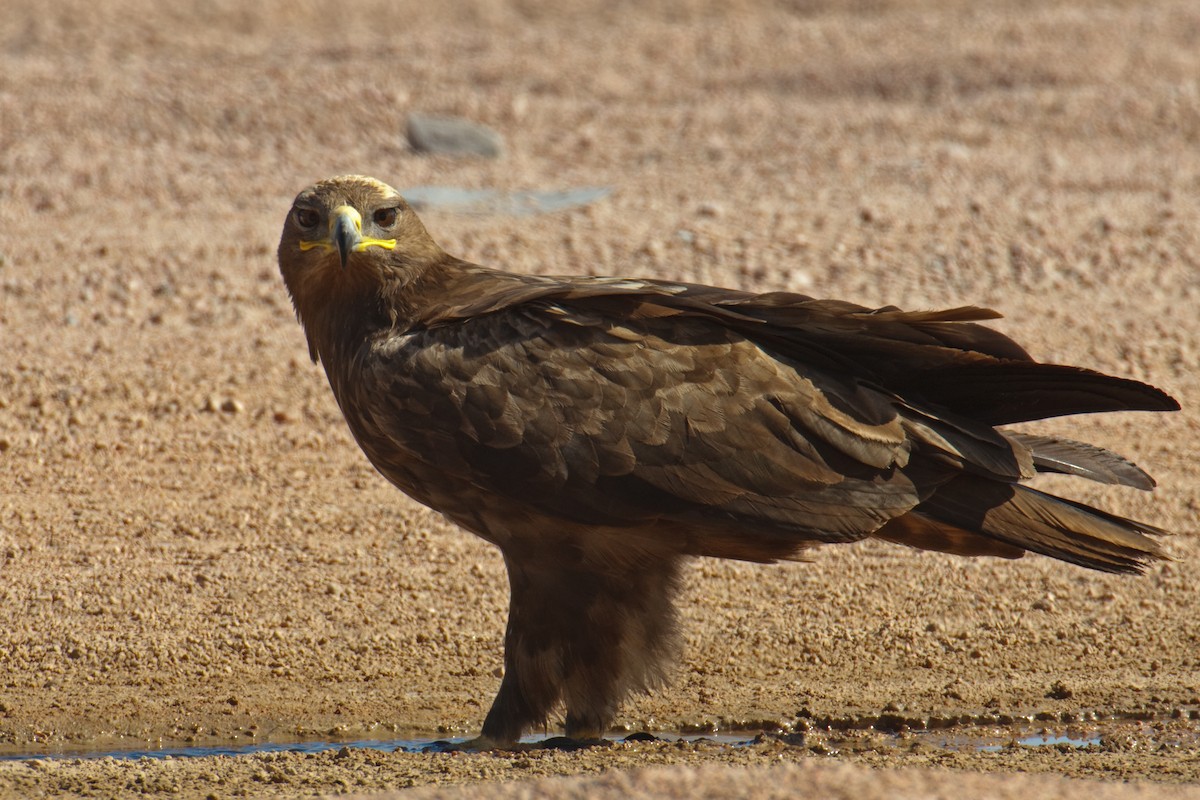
left=0, top=726, right=1129, bottom=762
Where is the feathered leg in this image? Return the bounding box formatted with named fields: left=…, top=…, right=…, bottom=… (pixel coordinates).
left=479, top=550, right=682, bottom=745
left=561, top=558, right=681, bottom=738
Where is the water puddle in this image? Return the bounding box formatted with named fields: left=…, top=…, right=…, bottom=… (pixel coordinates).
left=979, top=733, right=1102, bottom=752
left=0, top=732, right=746, bottom=763
left=0, top=726, right=1136, bottom=763
left=919, top=730, right=1102, bottom=753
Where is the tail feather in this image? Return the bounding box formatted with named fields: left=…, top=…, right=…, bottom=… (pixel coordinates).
left=909, top=474, right=1167, bottom=574
left=1012, top=433, right=1156, bottom=490
left=895, top=363, right=1180, bottom=426
left=874, top=512, right=1026, bottom=559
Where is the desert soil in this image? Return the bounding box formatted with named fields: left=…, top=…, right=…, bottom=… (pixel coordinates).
left=1, top=0, right=1199, bottom=797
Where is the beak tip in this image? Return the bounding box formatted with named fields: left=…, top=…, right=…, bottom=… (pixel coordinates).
left=332, top=208, right=361, bottom=269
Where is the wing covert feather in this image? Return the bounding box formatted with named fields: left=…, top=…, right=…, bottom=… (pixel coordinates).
left=356, top=304, right=953, bottom=542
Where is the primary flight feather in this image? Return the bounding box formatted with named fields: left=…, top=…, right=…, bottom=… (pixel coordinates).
left=278, top=175, right=1178, bottom=746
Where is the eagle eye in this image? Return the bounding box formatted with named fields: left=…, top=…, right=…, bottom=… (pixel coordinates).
left=373, top=207, right=398, bottom=228
left=294, top=208, right=320, bottom=229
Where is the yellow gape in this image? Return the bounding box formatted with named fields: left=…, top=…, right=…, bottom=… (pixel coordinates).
left=300, top=205, right=396, bottom=255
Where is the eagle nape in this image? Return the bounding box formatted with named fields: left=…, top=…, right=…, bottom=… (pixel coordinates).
left=277, top=174, right=1178, bottom=747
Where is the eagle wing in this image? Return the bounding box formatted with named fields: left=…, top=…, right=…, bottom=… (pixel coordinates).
left=348, top=278, right=1097, bottom=558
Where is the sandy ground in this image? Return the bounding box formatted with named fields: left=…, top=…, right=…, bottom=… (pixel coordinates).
left=2, top=0, right=1199, bottom=796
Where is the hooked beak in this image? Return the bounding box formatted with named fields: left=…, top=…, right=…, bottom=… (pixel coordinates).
left=297, top=204, right=398, bottom=266
left=331, top=205, right=362, bottom=270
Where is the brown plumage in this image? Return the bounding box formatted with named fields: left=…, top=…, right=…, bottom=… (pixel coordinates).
left=277, top=175, right=1178, bottom=746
